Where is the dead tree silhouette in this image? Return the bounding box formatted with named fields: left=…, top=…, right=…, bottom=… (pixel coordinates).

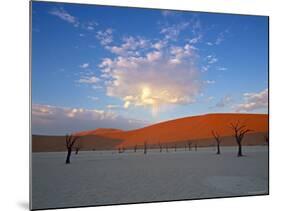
left=158, top=142, right=163, bottom=152
left=134, top=144, right=137, bottom=152
left=212, top=130, right=222, bottom=155
left=188, top=142, right=192, bottom=151
left=75, top=141, right=82, bottom=155
left=144, top=141, right=147, bottom=154
left=264, top=133, right=269, bottom=145
left=230, top=121, right=252, bottom=157
left=65, top=134, right=79, bottom=164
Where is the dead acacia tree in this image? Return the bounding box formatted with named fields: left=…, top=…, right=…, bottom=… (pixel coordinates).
left=230, top=121, right=252, bottom=157
left=264, top=133, right=269, bottom=145
left=134, top=144, right=138, bottom=152
left=65, top=134, right=79, bottom=164
left=212, top=130, right=222, bottom=155
left=158, top=142, right=163, bottom=152
left=144, top=141, right=147, bottom=154
left=188, top=142, right=192, bottom=151
left=75, top=141, right=82, bottom=155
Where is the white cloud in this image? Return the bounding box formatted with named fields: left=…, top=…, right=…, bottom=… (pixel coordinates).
left=169, top=44, right=195, bottom=64
left=218, top=67, right=227, bottom=71
left=78, top=75, right=100, bottom=84
left=215, top=30, right=228, bottom=45
left=106, top=36, right=148, bottom=56
left=107, top=104, right=120, bottom=109
left=96, top=28, right=113, bottom=45
left=235, top=88, right=268, bottom=112
left=206, top=29, right=229, bottom=46
left=204, top=80, right=215, bottom=84
left=188, top=34, right=202, bottom=45
left=79, top=63, right=90, bottom=68
left=49, top=7, right=79, bottom=27
left=32, top=104, right=147, bottom=135
left=88, top=96, right=99, bottom=101
left=92, top=85, right=103, bottom=89
left=152, top=40, right=166, bottom=50
left=201, top=65, right=210, bottom=73
left=146, top=51, right=162, bottom=62
left=82, top=20, right=98, bottom=31
left=99, top=46, right=201, bottom=114
left=160, top=22, right=189, bottom=41
left=215, top=95, right=232, bottom=108
left=207, top=55, right=218, bottom=64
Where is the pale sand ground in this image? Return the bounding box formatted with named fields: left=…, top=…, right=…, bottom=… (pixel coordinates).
left=31, top=146, right=268, bottom=210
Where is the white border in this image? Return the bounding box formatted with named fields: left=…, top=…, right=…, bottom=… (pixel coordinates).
left=1, top=0, right=280, bottom=211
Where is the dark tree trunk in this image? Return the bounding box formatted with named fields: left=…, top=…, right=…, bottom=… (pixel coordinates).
left=66, top=149, right=72, bottom=164
left=144, top=143, right=147, bottom=154
left=237, top=142, right=242, bottom=157
left=75, top=148, right=79, bottom=155
left=217, top=143, right=220, bottom=154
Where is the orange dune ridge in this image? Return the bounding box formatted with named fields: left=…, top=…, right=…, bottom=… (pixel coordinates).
left=76, top=113, right=268, bottom=148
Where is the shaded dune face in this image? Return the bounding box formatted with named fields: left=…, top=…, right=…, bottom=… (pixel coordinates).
left=32, top=135, right=123, bottom=152
left=77, top=113, right=268, bottom=148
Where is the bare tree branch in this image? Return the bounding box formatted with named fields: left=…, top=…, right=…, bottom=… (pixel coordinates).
left=229, top=121, right=253, bottom=156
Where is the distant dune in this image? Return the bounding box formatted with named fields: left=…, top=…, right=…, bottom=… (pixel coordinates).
left=76, top=113, right=268, bottom=147
left=74, top=128, right=123, bottom=136
left=32, top=113, right=268, bottom=152
left=32, top=135, right=123, bottom=152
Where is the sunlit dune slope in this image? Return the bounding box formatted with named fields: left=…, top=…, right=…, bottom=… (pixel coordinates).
left=77, top=113, right=268, bottom=148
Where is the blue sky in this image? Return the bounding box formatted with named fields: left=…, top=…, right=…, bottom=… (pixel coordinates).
left=31, top=1, right=268, bottom=135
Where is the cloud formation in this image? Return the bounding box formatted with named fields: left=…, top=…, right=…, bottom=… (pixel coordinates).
left=99, top=39, right=201, bottom=114
left=32, top=104, right=147, bottom=135
left=215, top=95, right=232, bottom=108
left=160, top=22, right=189, bottom=41
left=79, top=63, right=90, bottom=68
left=96, top=28, right=113, bottom=45
left=49, top=7, right=79, bottom=27
left=105, top=36, right=149, bottom=56
left=235, top=88, right=268, bottom=112
left=77, top=75, right=100, bottom=84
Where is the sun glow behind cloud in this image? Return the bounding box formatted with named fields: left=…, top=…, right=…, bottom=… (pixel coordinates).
left=102, top=53, right=202, bottom=115
left=97, top=25, right=202, bottom=116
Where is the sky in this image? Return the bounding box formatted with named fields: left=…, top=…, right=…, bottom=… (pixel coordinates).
left=31, top=1, right=269, bottom=135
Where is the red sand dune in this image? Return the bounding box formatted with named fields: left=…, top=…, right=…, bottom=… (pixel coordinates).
left=76, top=113, right=268, bottom=148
